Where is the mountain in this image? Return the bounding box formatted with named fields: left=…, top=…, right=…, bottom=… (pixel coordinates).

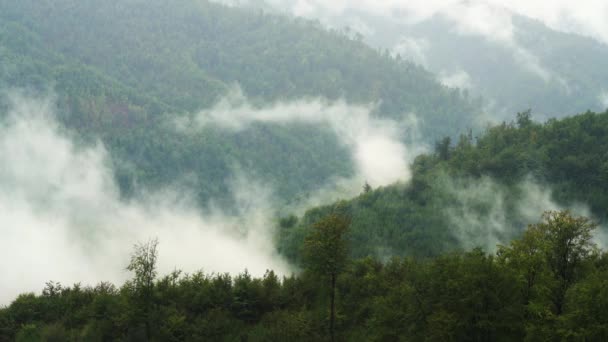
left=254, top=2, right=608, bottom=121
left=380, top=14, right=608, bottom=120
left=0, top=0, right=481, bottom=204
left=3, top=2, right=608, bottom=339
left=278, top=109, right=608, bottom=262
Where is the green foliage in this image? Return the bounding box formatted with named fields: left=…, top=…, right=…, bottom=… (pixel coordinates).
left=3, top=211, right=606, bottom=341
left=303, top=210, right=351, bottom=278
left=125, top=238, right=159, bottom=340
left=127, top=238, right=159, bottom=295
left=362, top=13, right=608, bottom=118
left=562, top=264, right=608, bottom=340
left=279, top=110, right=608, bottom=262
left=0, top=0, right=480, bottom=207
left=1, top=2, right=606, bottom=340
left=15, top=324, right=40, bottom=342
left=303, top=209, right=350, bottom=342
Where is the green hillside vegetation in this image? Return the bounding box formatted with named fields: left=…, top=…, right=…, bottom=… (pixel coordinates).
left=1, top=210, right=607, bottom=341
left=333, top=11, right=608, bottom=119
left=0, top=0, right=480, bottom=204
left=278, top=110, right=608, bottom=262
left=3, top=2, right=608, bottom=340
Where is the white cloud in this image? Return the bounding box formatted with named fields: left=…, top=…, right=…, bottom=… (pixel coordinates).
left=0, top=95, right=290, bottom=304
left=245, top=0, right=608, bottom=45
left=490, top=0, right=608, bottom=45
left=392, top=37, right=430, bottom=67
left=183, top=87, right=425, bottom=191
left=442, top=175, right=596, bottom=252
left=439, top=70, right=474, bottom=90
left=600, top=90, right=608, bottom=108
left=433, top=2, right=555, bottom=82
left=241, top=1, right=579, bottom=84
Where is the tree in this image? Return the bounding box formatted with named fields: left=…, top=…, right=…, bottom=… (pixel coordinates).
left=127, top=238, right=159, bottom=339
left=303, top=208, right=350, bottom=342
left=435, top=136, right=451, bottom=160
left=534, top=211, right=597, bottom=315
left=562, top=267, right=608, bottom=340
left=128, top=238, right=159, bottom=295
left=363, top=182, right=372, bottom=194
left=516, top=109, right=533, bottom=128
left=498, top=210, right=598, bottom=339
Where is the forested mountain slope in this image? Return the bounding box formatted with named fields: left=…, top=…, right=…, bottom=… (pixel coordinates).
left=3, top=3, right=608, bottom=338
left=0, top=0, right=481, bottom=204
left=356, top=14, right=608, bottom=120
left=261, top=2, right=608, bottom=120
left=405, top=14, right=608, bottom=119
left=278, top=110, right=608, bottom=261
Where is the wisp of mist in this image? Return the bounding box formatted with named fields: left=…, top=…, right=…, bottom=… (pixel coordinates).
left=178, top=86, right=426, bottom=210
left=0, top=95, right=291, bottom=304
left=440, top=174, right=606, bottom=252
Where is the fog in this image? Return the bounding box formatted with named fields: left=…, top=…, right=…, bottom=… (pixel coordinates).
left=179, top=87, right=426, bottom=205
left=391, top=36, right=429, bottom=68
left=439, top=70, right=474, bottom=90
left=209, top=0, right=608, bottom=128
left=227, top=0, right=608, bottom=45
left=0, top=90, right=427, bottom=304
left=0, top=95, right=290, bottom=304
left=441, top=174, right=599, bottom=252
left=600, top=91, right=608, bottom=109
left=263, top=1, right=564, bottom=84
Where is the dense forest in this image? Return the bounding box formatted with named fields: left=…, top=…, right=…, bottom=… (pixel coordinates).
left=1, top=210, right=607, bottom=341
left=2, top=0, right=608, bottom=341
left=277, top=110, right=608, bottom=261
left=0, top=0, right=480, bottom=204
left=299, top=7, right=608, bottom=120
left=1, top=110, right=607, bottom=341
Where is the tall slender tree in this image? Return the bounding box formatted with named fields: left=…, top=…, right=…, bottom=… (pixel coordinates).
left=304, top=208, right=350, bottom=342
left=127, top=238, right=159, bottom=339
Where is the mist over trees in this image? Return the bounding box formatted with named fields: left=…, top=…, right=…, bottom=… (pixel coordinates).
left=246, top=1, right=608, bottom=121
left=1, top=0, right=608, bottom=341
left=1, top=211, right=607, bottom=341
left=278, top=110, right=608, bottom=261
left=0, top=0, right=480, bottom=205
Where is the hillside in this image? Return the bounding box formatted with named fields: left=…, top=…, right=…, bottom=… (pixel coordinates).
left=258, top=2, right=608, bottom=121
left=0, top=0, right=481, bottom=204
left=2, top=2, right=608, bottom=340
left=278, top=110, right=608, bottom=262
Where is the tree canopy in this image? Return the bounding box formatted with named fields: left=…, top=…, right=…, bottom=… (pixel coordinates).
left=2, top=211, right=607, bottom=341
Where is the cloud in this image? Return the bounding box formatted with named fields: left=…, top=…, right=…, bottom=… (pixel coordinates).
left=181, top=87, right=425, bottom=194
left=392, top=37, right=430, bottom=67
left=490, top=0, right=608, bottom=45
left=439, top=70, right=474, bottom=90
left=441, top=174, right=597, bottom=252
left=431, top=2, right=556, bottom=83
left=239, top=1, right=591, bottom=85
left=240, top=0, right=608, bottom=45
left=600, top=90, right=608, bottom=108
left=0, top=95, right=290, bottom=305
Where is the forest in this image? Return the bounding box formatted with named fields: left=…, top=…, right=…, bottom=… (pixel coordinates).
left=1, top=210, right=607, bottom=341
left=278, top=110, right=608, bottom=262
left=1, top=0, right=608, bottom=341
left=0, top=0, right=480, bottom=204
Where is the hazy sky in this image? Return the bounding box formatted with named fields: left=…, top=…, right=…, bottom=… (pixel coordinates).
left=255, top=0, right=608, bottom=45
